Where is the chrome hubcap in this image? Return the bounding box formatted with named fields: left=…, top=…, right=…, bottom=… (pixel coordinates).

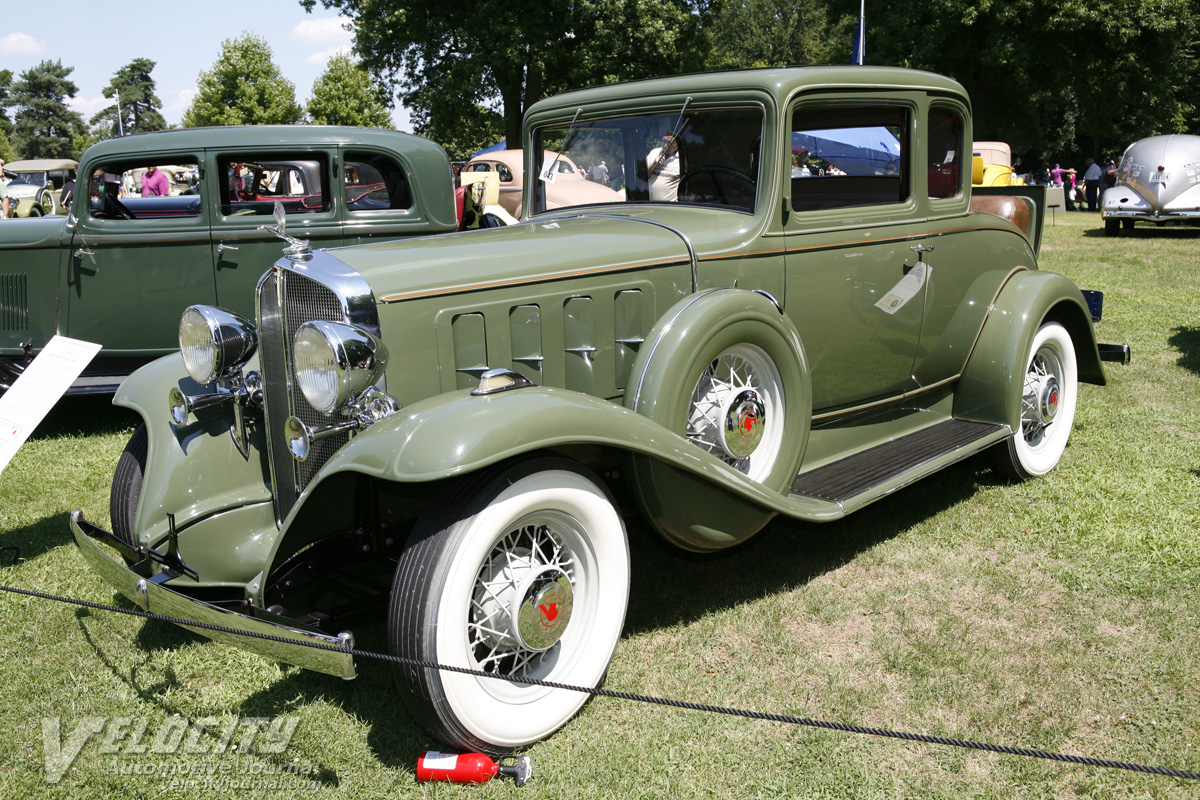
left=514, top=568, right=573, bottom=651
left=722, top=390, right=766, bottom=459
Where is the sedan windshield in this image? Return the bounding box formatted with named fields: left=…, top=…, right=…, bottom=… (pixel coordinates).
left=532, top=106, right=764, bottom=214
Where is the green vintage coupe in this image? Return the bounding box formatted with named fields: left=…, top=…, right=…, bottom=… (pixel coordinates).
left=72, top=67, right=1128, bottom=753
left=0, top=126, right=459, bottom=394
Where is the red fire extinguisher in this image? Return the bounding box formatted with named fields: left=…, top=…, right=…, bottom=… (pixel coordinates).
left=416, top=751, right=532, bottom=787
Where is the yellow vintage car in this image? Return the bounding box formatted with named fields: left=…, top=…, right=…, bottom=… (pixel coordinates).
left=972, top=141, right=1026, bottom=187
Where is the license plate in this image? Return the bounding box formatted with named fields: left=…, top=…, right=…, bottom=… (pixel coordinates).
left=1150, top=172, right=1171, bottom=183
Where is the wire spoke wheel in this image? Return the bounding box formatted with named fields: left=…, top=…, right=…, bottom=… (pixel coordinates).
left=994, top=321, right=1078, bottom=480
left=389, top=458, right=628, bottom=752
left=686, top=343, right=784, bottom=482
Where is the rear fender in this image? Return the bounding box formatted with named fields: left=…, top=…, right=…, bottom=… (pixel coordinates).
left=955, top=271, right=1105, bottom=430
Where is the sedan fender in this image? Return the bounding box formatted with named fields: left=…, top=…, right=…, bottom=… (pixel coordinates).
left=955, top=270, right=1105, bottom=431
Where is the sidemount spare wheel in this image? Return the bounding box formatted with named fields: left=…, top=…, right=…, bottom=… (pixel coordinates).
left=623, top=290, right=810, bottom=551
left=388, top=457, right=629, bottom=753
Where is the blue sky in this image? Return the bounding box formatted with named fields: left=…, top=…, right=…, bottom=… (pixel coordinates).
left=4, top=0, right=412, bottom=130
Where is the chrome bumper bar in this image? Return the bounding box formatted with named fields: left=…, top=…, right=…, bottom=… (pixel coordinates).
left=70, top=511, right=356, bottom=680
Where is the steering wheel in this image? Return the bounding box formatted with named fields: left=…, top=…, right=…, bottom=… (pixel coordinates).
left=678, top=167, right=756, bottom=206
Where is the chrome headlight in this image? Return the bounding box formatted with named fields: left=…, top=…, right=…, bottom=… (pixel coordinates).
left=293, top=321, right=388, bottom=414
left=179, top=305, right=258, bottom=385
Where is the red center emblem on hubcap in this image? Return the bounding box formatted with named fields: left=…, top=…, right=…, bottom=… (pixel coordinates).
left=538, top=596, right=561, bottom=627
left=740, top=412, right=757, bottom=437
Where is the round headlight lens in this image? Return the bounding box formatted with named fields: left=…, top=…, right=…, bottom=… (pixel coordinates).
left=178, top=305, right=258, bottom=385
left=294, top=325, right=342, bottom=413
left=293, top=321, right=387, bottom=414
left=179, top=307, right=217, bottom=384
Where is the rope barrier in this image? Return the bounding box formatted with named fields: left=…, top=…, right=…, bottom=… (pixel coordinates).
left=2, top=582, right=1197, bottom=781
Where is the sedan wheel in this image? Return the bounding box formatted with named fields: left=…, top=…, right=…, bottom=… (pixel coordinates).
left=388, top=458, right=629, bottom=752
left=994, top=322, right=1078, bottom=480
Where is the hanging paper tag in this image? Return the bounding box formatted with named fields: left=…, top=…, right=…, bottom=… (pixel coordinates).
left=540, top=159, right=558, bottom=184
left=875, top=261, right=929, bottom=315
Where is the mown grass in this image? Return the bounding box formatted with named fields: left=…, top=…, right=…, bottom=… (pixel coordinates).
left=1, top=211, right=1198, bottom=798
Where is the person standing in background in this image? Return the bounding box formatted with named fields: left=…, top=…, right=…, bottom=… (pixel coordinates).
left=141, top=165, right=169, bottom=197
left=1082, top=158, right=1102, bottom=211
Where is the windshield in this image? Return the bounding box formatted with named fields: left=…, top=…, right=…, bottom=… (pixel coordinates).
left=8, top=172, right=47, bottom=187
left=531, top=105, right=764, bottom=214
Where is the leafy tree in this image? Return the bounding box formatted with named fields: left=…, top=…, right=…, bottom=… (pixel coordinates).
left=0, top=130, right=16, bottom=163
left=307, top=53, right=393, bottom=127
left=9, top=60, right=86, bottom=159
left=706, top=0, right=843, bottom=69
left=843, top=0, right=1199, bottom=166
left=182, top=33, right=304, bottom=126
left=0, top=69, right=13, bottom=138
left=301, top=0, right=707, bottom=148
left=90, top=58, right=167, bottom=138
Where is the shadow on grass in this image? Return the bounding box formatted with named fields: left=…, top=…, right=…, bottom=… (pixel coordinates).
left=26, top=394, right=140, bottom=441
left=74, top=606, right=345, bottom=787
left=1168, top=326, right=1200, bottom=378
left=64, top=452, right=1002, bottom=773
left=621, top=453, right=995, bottom=635
left=1081, top=223, right=1200, bottom=239
left=0, top=511, right=75, bottom=563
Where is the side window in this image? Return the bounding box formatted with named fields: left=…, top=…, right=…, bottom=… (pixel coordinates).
left=928, top=107, right=964, bottom=199
left=345, top=151, right=412, bottom=212
left=218, top=155, right=329, bottom=217
left=790, top=106, right=908, bottom=212
left=86, top=160, right=201, bottom=220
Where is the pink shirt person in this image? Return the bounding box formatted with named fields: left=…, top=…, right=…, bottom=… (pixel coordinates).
left=141, top=166, right=170, bottom=197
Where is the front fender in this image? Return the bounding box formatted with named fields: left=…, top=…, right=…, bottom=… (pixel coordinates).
left=114, top=353, right=274, bottom=550
left=309, top=385, right=750, bottom=487
left=955, top=270, right=1105, bottom=430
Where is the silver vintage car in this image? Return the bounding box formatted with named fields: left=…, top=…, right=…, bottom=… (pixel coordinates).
left=1101, top=134, right=1200, bottom=236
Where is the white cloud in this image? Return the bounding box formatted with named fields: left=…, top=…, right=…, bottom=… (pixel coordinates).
left=292, top=16, right=354, bottom=45
left=68, top=95, right=112, bottom=119
left=305, top=45, right=354, bottom=66
left=0, top=32, right=45, bottom=58
left=167, top=89, right=197, bottom=119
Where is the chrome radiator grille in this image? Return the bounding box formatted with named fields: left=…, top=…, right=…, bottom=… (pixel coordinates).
left=258, top=267, right=355, bottom=524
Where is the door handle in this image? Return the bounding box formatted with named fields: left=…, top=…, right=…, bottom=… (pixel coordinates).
left=217, top=242, right=239, bottom=256
left=74, top=247, right=95, bottom=258
left=909, top=243, right=934, bottom=253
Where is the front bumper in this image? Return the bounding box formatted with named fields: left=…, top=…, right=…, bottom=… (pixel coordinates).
left=70, top=511, right=356, bottom=680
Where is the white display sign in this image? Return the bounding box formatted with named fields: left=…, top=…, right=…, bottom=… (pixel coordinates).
left=875, top=261, right=929, bottom=315
left=0, top=336, right=103, bottom=476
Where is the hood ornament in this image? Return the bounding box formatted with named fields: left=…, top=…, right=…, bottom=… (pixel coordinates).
left=257, top=201, right=312, bottom=262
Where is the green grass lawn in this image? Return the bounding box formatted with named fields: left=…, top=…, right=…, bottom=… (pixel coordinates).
left=1, top=211, right=1198, bottom=798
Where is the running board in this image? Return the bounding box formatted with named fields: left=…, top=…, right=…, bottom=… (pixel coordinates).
left=788, top=419, right=1009, bottom=516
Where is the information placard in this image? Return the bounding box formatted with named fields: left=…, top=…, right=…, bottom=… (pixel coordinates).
left=0, top=337, right=103, bottom=476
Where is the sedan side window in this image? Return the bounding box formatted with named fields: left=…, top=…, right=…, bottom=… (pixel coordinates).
left=790, top=106, right=908, bottom=212
left=218, top=155, right=329, bottom=217
left=928, top=106, right=964, bottom=199
left=345, top=151, right=413, bottom=212
left=86, top=161, right=201, bottom=220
